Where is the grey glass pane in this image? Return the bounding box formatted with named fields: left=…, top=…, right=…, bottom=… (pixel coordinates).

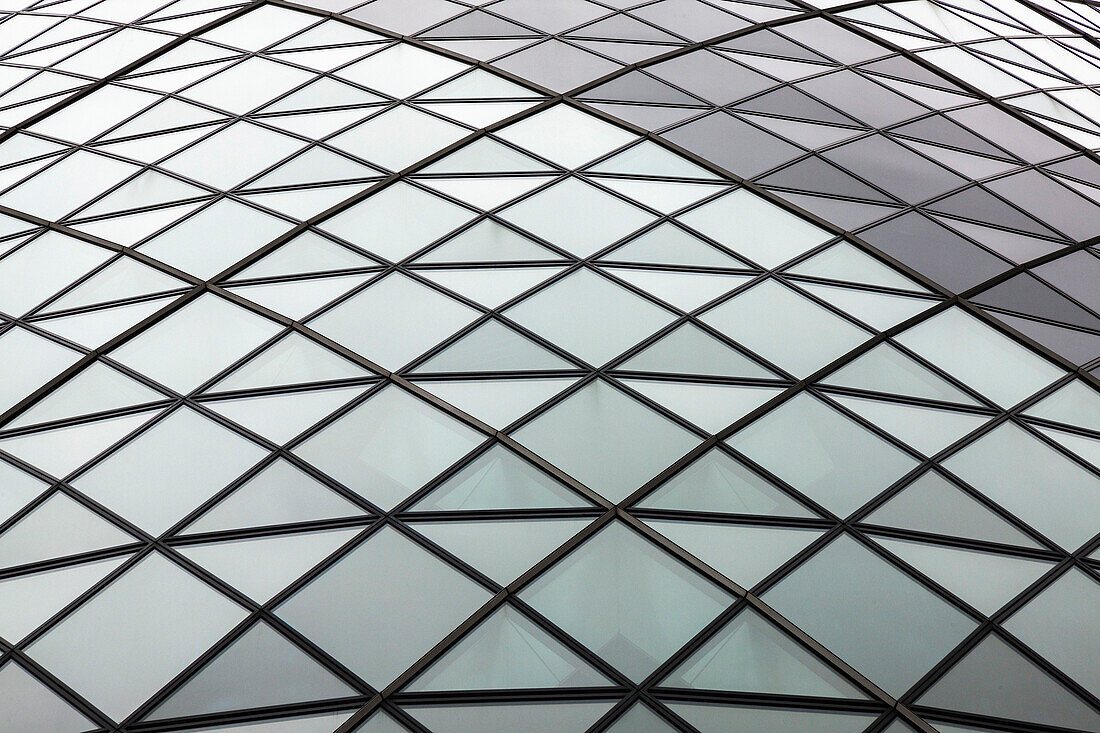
left=606, top=704, right=676, bottom=732
left=0, top=661, right=93, bottom=733
left=663, top=607, right=864, bottom=698
left=74, top=408, right=266, bottom=535
left=293, top=386, right=484, bottom=510
left=668, top=702, right=875, bottom=733
left=763, top=535, right=975, bottom=694
left=276, top=526, right=490, bottom=688
left=186, top=459, right=365, bottom=534
left=405, top=701, right=614, bottom=733
left=1005, top=569, right=1100, bottom=697
left=406, top=605, right=609, bottom=691
left=0, top=554, right=128, bottom=644
left=823, top=343, right=980, bottom=406
left=649, top=510, right=823, bottom=588
left=638, top=449, right=813, bottom=517
left=512, top=379, right=700, bottom=503
left=918, top=634, right=1100, bottom=731
left=895, top=308, right=1064, bottom=407
left=874, top=537, right=1051, bottom=615
left=411, top=444, right=590, bottom=511
left=414, top=517, right=590, bottom=585
left=521, top=522, right=731, bottom=681
left=701, top=279, right=870, bottom=377
left=619, top=323, right=777, bottom=379
left=0, top=460, right=47, bottom=527
left=863, top=471, right=1041, bottom=548
left=27, top=553, right=246, bottom=722
left=504, top=269, right=675, bottom=365
left=108, top=295, right=282, bottom=393
left=943, top=423, right=1100, bottom=549
left=179, top=528, right=360, bottom=603
left=495, top=104, right=637, bottom=170
left=727, top=394, right=918, bottom=516
left=0, top=493, right=134, bottom=569
left=149, top=622, right=355, bottom=720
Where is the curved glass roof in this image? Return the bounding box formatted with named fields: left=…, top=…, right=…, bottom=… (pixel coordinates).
left=1, top=1, right=1099, bottom=732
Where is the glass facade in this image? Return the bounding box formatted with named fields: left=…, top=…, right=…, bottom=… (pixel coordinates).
left=0, top=0, right=1099, bottom=731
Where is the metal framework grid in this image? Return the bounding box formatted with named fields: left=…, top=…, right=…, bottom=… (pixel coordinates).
left=0, top=0, right=1099, bottom=732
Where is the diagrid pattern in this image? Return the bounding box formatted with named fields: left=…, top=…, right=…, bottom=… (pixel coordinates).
left=0, top=1, right=1099, bottom=732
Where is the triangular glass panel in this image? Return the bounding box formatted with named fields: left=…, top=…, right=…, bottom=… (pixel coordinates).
left=405, top=701, right=615, bottom=733
left=307, top=272, right=480, bottom=371
left=185, top=460, right=364, bottom=536
left=420, top=176, right=556, bottom=211
left=588, top=140, right=720, bottom=180
left=622, top=379, right=782, bottom=434
left=786, top=240, right=925, bottom=291
left=274, top=526, right=491, bottom=688
left=412, top=319, right=575, bottom=374
left=735, top=114, right=862, bottom=149
left=874, top=537, right=1052, bottom=614
left=618, top=323, right=777, bottom=379
left=241, top=184, right=368, bottom=222
left=1024, top=379, right=1100, bottom=433
left=422, top=138, right=555, bottom=175
left=211, top=332, right=371, bottom=392
left=320, top=182, right=477, bottom=264
left=262, top=76, right=385, bottom=113
left=0, top=660, right=96, bottom=732
left=178, top=527, right=361, bottom=603
left=823, top=343, right=980, bottom=406
left=499, top=177, right=655, bottom=259
left=260, top=108, right=369, bottom=139
left=204, top=386, right=366, bottom=446
left=235, top=231, right=377, bottom=280
left=495, top=104, right=637, bottom=170
left=148, top=621, right=357, bottom=720
left=407, top=605, right=608, bottom=692
left=353, top=711, right=408, bottom=733
left=602, top=267, right=751, bottom=312
left=504, top=269, right=675, bottom=366
left=644, top=519, right=822, bottom=589
left=668, top=702, right=876, bottom=733
left=727, top=394, right=919, bottom=516
left=418, top=68, right=541, bottom=100
left=638, top=449, right=813, bottom=517
left=0, top=460, right=46, bottom=525
left=663, top=607, right=864, bottom=698
left=512, top=379, right=700, bottom=503
left=292, top=386, right=484, bottom=511
left=0, top=554, right=128, bottom=643
left=521, top=522, right=732, bottom=681
left=250, top=147, right=379, bottom=189
left=417, top=377, right=576, bottom=429
left=700, top=279, right=870, bottom=378
left=42, top=257, right=185, bottom=313
left=410, top=444, right=591, bottom=511
left=601, top=222, right=750, bottom=269
left=417, top=266, right=564, bottom=309
left=419, top=100, right=542, bottom=129
left=0, top=410, right=161, bottom=480
left=36, top=297, right=177, bottom=350
left=9, top=361, right=163, bottom=429
left=796, top=282, right=935, bottom=331
left=597, top=178, right=730, bottom=215
left=1035, top=425, right=1100, bottom=471
left=830, top=395, right=989, bottom=456
left=413, top=517, right=590, bottom=585
left=226, top=273, right=371, bottom=321
left=415, top=220, right=561, bottom=264
left=0, top=493, right=134, bottom=570
left=862, top=471, right=1041, bottom=549
left=74, top=408, right=267, bottom=536
left=918, top=634, right=1100, bottom=731
left=68, top=204, right=203, bottom=248
left=75, top=170, right=207, bottom=218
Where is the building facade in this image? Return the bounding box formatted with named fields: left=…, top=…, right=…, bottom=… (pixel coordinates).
left=1, top=0, right=1099, bottom=731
